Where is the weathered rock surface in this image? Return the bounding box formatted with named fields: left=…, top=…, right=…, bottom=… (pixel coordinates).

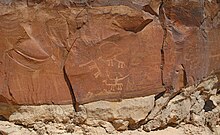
left=0, top=75, right=219, bottom=135
left=0, top=0, right=219, bottom=105
left=84, top=95, right=154, bottom=124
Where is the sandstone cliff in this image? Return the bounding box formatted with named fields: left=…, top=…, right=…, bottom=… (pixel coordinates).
left=0, top=0, right=219, bottom=107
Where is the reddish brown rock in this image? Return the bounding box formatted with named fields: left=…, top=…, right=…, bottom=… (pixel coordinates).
left=0, top=8, right=73, bottom=104
left=162, top=0, right=210, bottom=90
left=65, top=6, right=164, bottom=104
left=0, top=0, right=219, bottom=105
left=0, top=3, right=165, bottom=105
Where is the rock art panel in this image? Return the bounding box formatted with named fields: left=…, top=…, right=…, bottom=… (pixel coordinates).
left=0, top=4, right=165, bottom=105
left=0, top=9, right=73, bottom=104
left=65, top=9, right=164, bottom=103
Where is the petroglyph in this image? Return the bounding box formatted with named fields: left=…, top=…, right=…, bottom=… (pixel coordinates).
left=106, top=55, right=125, bottom=68
left=103, top=74, right=129, bottom=92
left=79, top=60, right=101, bottom=78
left=6, top=52, right=36, bottom=71
left=99, top=42, right=126, bottom=69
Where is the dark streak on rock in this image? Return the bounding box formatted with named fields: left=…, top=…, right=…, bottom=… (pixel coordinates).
left=135, top=19, right=153, bottom=33
left=143, top=5, right=158, bottom=16
left=125, top=19, right=153, bottom=33
left=63, top=66, right=79, bottom=112
left=155, top=90, right=165, bottom=100
left=159, top=1, right=166, bottom=87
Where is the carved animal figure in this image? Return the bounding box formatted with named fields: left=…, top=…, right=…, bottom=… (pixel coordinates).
left=99, top=42, right=125, bottom=68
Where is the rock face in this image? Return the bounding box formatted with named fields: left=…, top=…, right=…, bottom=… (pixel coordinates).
left=0, top=0, right=220, bottom=105
left=0, top=75, right=219, bottom=135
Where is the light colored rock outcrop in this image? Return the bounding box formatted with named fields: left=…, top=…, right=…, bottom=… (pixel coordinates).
left=84, top=95, right=155, bottom=125
left=9, top=105, right=75, bottom=126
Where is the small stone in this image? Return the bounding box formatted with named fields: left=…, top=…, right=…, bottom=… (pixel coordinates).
left=72, top=105, right=87, bottom=124
left=210, top=95, right=220, bottom=106
left=84, top=119, right=102, bottom=127
left=143, top=119, right=161, bottom=132
left=213, top=125, right=220, bottom=135
left=191, top=112, right=205, bottom=126
left=112, top=120, right=129, bottom=131
left=98, top=121, right=115, bottom=134
left=66, top=124, right=75, bottom=133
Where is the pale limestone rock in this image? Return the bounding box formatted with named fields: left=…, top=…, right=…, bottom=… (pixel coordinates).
left=83, top=95, right=155, bottom=123
left=9, top=105, right=74, bottom=126
left=45, top=124, right=66, bottom=134
left=164, top=95, right=191, bottom=124
left=210, top=95, right=220, bottom=106
left=190, top=94, right=205, bottom=114
left=213, top=125, right=220, bottom=135
left=73, top=126, right=84, bottom=135
left=81, top=125, right=107, bottom=135
left=65, top=124, right=75, bottom=133
left=204, top=107, right=220, bottom=129
left=72, top=105, right=87, bottom=124
left=0, top=121, right=37, bottom=135
left=191, top=112, right=205, bottom=126
left=112, top=120, right=129, bottom=131
left=84, top=118, right=102, bottom=127
left=147, top=96, right=169, bottom=120
left=180, top=124, right=213, bottom=135
left=197, top=77, right=218, bottom=91
left=143, top=119, right=161, bottom=132
left=98, top=120, right=116, bottom=134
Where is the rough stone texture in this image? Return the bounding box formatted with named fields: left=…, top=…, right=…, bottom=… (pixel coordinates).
left=8, top=105, right=75, bottom=126
left=143, top=75, right=220, bottom=133
left=0, top=0, right=219, bottom=105
left=0, top=75, right=218, bottom=135
left=65, top=7, right=164, bottom=104
left=0, top=0, right=164, bottom=105
left=84, top=95, right=155, bottom=124
left=162, top=0, right=208, bottom=89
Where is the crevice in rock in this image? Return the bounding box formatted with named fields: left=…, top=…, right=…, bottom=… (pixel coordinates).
left=134, top=110, right=154, bottom=129
left=0, top=115, right=8, bottom=121
left=62, top=37, right=79, bottom=68
left=155, top=91, right=166, bottom=100
left=63, top=66, right=79, bottom=112
left=158, top=0, right=166, bottom=87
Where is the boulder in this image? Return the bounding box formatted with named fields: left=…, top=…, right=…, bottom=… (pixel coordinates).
left=83, top=95, right=155, bottom=124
